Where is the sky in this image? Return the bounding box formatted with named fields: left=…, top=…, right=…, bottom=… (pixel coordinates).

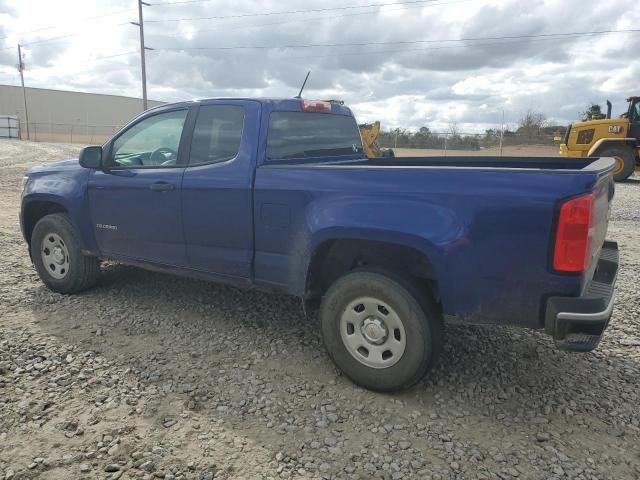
left=0, top=0, right=639, bottom=133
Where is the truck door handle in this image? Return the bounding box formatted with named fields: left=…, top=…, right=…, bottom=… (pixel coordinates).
left=149, top=182, right=175, bottom=192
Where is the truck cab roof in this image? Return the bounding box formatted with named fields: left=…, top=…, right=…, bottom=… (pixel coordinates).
left=146, top=97, right=355, bottom=117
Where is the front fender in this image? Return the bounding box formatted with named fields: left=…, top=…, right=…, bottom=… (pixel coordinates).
left=21, top=169, right=98, bottom=253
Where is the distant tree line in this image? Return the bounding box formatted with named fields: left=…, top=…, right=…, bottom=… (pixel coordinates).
left=377, top=109, right=567, bottom=150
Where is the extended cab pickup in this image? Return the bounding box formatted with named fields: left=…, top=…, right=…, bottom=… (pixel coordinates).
left=21, top=98, right=619, bottom=391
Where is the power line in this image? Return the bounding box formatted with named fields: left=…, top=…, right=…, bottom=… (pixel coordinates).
left=145, top=32, right=629, bottom=63
left=145, top=0, right=470, bottom=37
left=10, top=26, right=627, bottom=70
left=152, top=28, right=640, bottom=52
left=151, top=0, right=212, bottom=4
left=13, top=31, right=601, bottom=72
left=0, top=8, right=135, bottom=41
left=0, top=23, right=130, bottom=50
left=8, top=28, right=637, bottom=68
left=6, top=31, right=598, bottom=71
left=283, top=33, right=614, bottom=60
left=17, top=31, right=615, bottom=70
left=19, top=24, right=130, bottom=47
left=145, top=0, right=444, bottom=22
left=21, top=33, right=80, bottom=47
left=8, top=51, right=137, bottom=72
left=92, top=51, right=139, bottom=61
left=0, top=0, right=467, bottom=51
left=0, top=0, right=452, bottom=50
left=5, top=25, right=640, bottom=79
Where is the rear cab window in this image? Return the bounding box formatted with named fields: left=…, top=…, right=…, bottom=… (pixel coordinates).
left=266, top=111, right=364, bottom=161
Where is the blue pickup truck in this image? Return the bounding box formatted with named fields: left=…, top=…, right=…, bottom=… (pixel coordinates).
left=21, top=98, right=619, bottom=391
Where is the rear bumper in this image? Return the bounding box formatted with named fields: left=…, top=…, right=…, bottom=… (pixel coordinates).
left=545, top=241, right=618, bottom=351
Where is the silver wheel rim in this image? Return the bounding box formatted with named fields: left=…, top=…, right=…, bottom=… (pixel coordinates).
left=340, top=296, right=407, bottom=369
left=41, top=232, right=70, bottom=280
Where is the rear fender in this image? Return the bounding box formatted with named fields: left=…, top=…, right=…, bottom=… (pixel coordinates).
left=307, top=227, right=443, bottom=275
left=302, top=221, right=455, bottom=309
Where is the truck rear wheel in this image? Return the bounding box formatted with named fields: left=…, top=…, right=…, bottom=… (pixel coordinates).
left=595, top=145, right=635, bottom=181
left=320, top=269, right=443, bottom=392
left=31, top=213, right=100, bottom=294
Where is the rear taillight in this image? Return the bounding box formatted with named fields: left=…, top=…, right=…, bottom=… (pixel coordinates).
left=553, top=193, right=595, bottom=272
left=300, top=99, right=331, bottom=113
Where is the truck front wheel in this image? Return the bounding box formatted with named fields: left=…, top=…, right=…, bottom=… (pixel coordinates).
left=595, top=145, right=635, bottom=181
left=320, top=269, right=444, bottom=392
left=31, top=213, right=100, bottom=294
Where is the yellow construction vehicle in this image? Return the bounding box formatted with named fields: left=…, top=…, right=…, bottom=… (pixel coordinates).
left=560, top=97, right=640, bottom=181
left=317, top=97, right=391, bottom=158
left=359, top=121, right=394, bottom=158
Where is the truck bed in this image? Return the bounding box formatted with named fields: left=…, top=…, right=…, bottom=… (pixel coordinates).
left=255, top=154, right=615, bottom=330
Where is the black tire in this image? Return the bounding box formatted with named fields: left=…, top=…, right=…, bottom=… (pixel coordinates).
left=594, top=145, right=635, bottom=182
left=381, top=148, right=395, bottom=158
left=31, top=213, right=100, bottom=294
left=320, top=269, right=444, bottom=392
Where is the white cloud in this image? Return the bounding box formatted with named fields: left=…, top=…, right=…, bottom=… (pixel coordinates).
left=0, top=0, right=638, bottom=132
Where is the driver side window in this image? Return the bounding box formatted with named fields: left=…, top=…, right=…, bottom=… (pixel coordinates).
left=109, top=109, right=188, bottom=168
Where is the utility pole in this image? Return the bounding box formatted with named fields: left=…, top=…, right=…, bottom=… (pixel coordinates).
left=499, top=108, right=505, bottom=157
left=17, top=44, right=30, bottom=140
left=131, top=0, right=152, bottom=111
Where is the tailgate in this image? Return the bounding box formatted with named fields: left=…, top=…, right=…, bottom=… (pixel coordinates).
left=584, top=170, right=615, bottom=287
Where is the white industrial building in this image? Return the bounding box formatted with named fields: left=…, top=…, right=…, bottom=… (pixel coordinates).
left=0, top=84, right=164, bottom=143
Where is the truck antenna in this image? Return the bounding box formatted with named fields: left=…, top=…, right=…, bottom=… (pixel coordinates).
left=295, top=71, right=311, bottom=99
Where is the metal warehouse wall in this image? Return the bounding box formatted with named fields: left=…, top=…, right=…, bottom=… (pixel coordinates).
left=0, top=84, right=164, bottom=143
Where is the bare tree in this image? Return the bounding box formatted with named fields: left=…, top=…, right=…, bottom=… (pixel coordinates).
left=517, top=109, right=547, bottom=144
left=518, top=109, right=547, bottom=131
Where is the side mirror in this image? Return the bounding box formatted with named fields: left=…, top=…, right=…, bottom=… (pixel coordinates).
left=79, top=146, right=102, bottom=169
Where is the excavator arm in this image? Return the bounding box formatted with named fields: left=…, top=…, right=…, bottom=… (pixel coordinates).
left=359, top=121, right=384, bottom=158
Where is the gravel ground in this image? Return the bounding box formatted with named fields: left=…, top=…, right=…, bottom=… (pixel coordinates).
left=1, top=139, right=639, bottom=480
